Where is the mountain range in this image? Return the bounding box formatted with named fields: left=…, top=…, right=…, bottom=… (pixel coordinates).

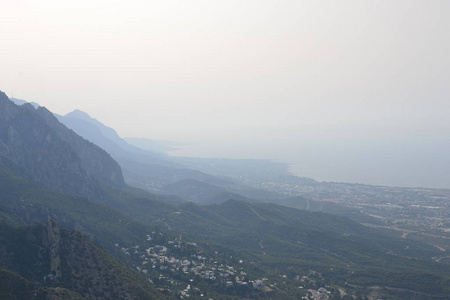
left=1, top=91, right=449, bottom=299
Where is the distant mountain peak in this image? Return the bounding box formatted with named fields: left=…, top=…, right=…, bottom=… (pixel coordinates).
left=65, top=109, right=94, bottom=121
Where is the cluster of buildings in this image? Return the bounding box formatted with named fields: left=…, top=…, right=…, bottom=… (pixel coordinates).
left=305, top=287, right=330, bottom=300
left=117, top=232, right=266, bottom=297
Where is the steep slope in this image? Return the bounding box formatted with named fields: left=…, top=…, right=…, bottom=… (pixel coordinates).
left=0, top=165, right=174, bottom=255
left=0, top=220, right=166, bottom=300
left=0, top=91, right=124, bottom=200
left=33, top=106, right=124, bottom=187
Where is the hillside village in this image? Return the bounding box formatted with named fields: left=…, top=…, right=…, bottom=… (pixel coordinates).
left=115, top=231, right=345, bottom=299
left=117, top=231, right=262, bottom=298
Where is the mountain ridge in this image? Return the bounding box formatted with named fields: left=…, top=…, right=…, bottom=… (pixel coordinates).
left=0, top=91, right=124, bottom=200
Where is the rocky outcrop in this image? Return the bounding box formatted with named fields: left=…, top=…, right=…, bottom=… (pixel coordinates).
left=43, top=220, right=61, bottom=283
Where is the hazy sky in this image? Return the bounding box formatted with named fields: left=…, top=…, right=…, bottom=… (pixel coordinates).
left=1, top=1, right=450, bottom=187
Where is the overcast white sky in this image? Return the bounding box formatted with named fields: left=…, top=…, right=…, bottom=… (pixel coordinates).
left=1, top=1, right=450, bottom=187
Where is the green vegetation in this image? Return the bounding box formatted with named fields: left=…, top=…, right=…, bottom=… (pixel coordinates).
left=2, top=163, right=450, bottom=298
left=0, top=221, right=166, bottom=300
left=151, top=199, right=450, bottom=298
left=0, top=167, right=156, bottom=253
left=0, top=268, right=86, bottom=300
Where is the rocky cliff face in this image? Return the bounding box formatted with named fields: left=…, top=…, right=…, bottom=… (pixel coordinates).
left=43, top=220, right=61, bottom=283
left=33, top=105, right=124, bottom=187
left=0, top=91, right=124, bottom=200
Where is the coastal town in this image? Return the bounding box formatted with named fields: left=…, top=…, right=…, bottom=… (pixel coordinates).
left=240, top=176, right=450, bottom=239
